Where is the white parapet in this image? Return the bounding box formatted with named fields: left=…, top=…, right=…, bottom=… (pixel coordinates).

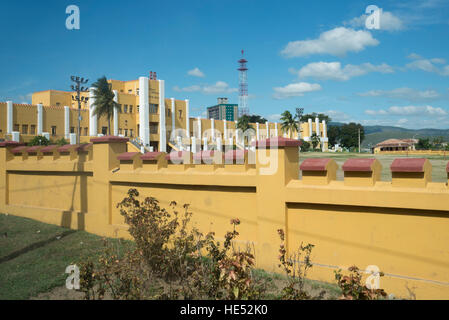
left=159, top=80, right=166, bottom=152
left=275, top=122, right=278, bottom=137
left=6, top=101, right=13, bottom=134
left=11, top=131, right=20, bottom=142
left=171, top=98, right=175, bottom=135
left=139, top=77, right=149, bottom=146
left=37, top=104, right=43, bottom=135
left=315, top=117, right=320, bottom=136
left=113, top=90, right=119, bottom=136
left=265, top=121, right=269, bottom=139
left=185, top=99, right=190, bottom=138
left=197, top=116, right=202, bottom=140
left=89, top=88, right=98, bottom=136
left=64, top=106, right=70, bottom=139
left=191, top=137, right=197, bottom=153
left=322, top=119, right=327, bottom=138
left=69, top=133, right=77, bottom=144
left=235, top=120, right=239, bottom=143
left=308, top=118, right=313, bottom=138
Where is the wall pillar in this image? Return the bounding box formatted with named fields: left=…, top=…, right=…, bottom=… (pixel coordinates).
left=158, top=80, right=166, bottom=152
left=265, top=121, right=269, bottom=139
left=308, top=118, right=313, bottom=139
left=37, top=103, right=43, bottom=135
left=197, top=117, right=202, bottom=140
left=139, top=77, right=149, bottom=147
left=89, top=136, right=129, bottom=237
left=256, top=122, right=260, bottom=140
left=224, top=120, right=227, bottom=140
left=275, top=122, right=278, bottom=137
left=64, top=106, right=70, bottom=139
left=315, top=117, right=320, bottom=136
left=235, top=120, right=239, bottom=144
left=113, top=90, right=119, bottom=136
left=89, top=88, right=98, bottom=136
left=6, top=101, right=13, bottom=134
left=211, top=118, right=215, bottom=139
left=255, top=137, right=301, bottom=271
left=185, top=99, right=190, bottom=138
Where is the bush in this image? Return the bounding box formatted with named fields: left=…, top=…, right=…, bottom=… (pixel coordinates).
left=28, top=135, right=50, bottom=146
left=54, top=137, right=69, bottom=146
left=334, top=265, right=387, bottom=300
left=300, top=139, right=310, bottom=152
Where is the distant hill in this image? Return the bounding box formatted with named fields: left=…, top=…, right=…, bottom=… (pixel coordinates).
left=327, top=122, right=449, bottom=148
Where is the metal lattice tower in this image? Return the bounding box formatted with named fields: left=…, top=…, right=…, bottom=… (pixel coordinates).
left=238, top=50, right=249, bottom=117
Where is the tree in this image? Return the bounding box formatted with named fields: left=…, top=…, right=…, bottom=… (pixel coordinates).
left=236, top=115, right=255, bottom=143
left=339, top=123, right=364, bottom=150
left=300, top=113, right=332, bottom=123
left=299, top=139, right=310, bottom=152
left=247, top=115, right=267, bottom=123
left=91, top=76, right=120, bottom=135
left=310, top=133, right=320, bottom=150
left=416, top=138, right=431, bottom=150
left=327, top=125, right=341, bottom=147
left=280, top=110, right=298, bottom=138
left=28, top=136, right=50, bottom=146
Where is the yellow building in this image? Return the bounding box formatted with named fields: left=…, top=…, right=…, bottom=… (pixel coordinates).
left=0, top=76, right=329, bottom=151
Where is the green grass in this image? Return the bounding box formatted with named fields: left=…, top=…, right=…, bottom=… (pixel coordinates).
left=300, top=152, right=449, bottom=182
left=0, top=213, right=132, bottom=300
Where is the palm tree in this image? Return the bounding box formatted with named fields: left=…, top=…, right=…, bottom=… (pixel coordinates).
left=91, top=76, right=120, bottom=135
left=236, top=115, right=255, bottom=143
left=280, top=110, right=298, bottom=138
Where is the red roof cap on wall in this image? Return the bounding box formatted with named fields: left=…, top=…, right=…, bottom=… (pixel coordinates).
left=91, top=135, right=129, bottom=144
left=40, top=145, right=59, bottom=153
left=58, top=144, right=76, bottom=153
left=252, top=137, right=302, bottom=148
left=26, top=146, right=43, bottom=153
left=300, top=158, right=332, bottom=171
left=117, top=152, right=140, bottom=161
left=165, top=151, right=190, bottom=161
left=0, top=141, right=24, bottom=148
left=342, top=158, right=376, bottom=172
left=141, top=152, right=164, bottom=161
left=390, top=158, right=427, bottom=172
left=193, top=150, right=218, bottom=161
left=224, top=149, right=247, bottom=161
left=11, top=146, right=28, bottom=154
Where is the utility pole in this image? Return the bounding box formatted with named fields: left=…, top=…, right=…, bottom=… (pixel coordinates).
left=70, top=76, right=89, bottom=144
left=358, top=128, right=361, bottom=153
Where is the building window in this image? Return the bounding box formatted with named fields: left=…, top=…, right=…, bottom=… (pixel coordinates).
left=137, top=105, right=139, bottom=112
left=124, top=129, right=128, bottom=136
left=118, top=104, right=122, bottom=112
left=22, top=125, right=28, bottom=134
left=70, top=127, right=75, bottom=133
left=130, top=129, right=133, bottom=137
left=51, top=126, right=57, bottom=136
left=13, top=124, right=19, bottom=132
left=119, top=128, right=122, bottom=135
left=30, top=125, right=36, bottom=135
left=149, top=104, right=158, bottom=114
left=178, top=110, right=183, bottom=119
left=102, top=127, right=107, bottom=135
left=136, top=88, right=139, bottom=96
left=129, top=105, right=133, bottom=113
left=128, top=89, right=132, bottom=93
left=56, top=102, right=60, bottom=107
left=167, top=109, right=171, bottom=117
left=150, top=122, right=158, bottom=134
left=84, top=128, right=88, bottom=136
left=124, top=105, right=128, bottom=113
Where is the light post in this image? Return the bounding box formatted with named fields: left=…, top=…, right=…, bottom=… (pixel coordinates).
left=70, top=76, right=89, bottom=144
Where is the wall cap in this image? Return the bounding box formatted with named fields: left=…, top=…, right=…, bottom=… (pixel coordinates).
left=0, top=141, right=24, bottom=148
left=300, top=158, right=332, bottom=171
left=91, top=135, right=129, bottom=144
left=11, top=146, right=28, bottom=154
left=253, top=137, right=302, bottom=149
left=391, top=158, right=427, bottom=173
left=224, top=149, right=247, bottom=161
left=26, top=146, right=43, bottom=153
left=342, top=158, right=376, bottom=172
left=40, top=145, right=59, bottom=153
left=141, top=152, right=164, bottom=161
left=193, top=150, right=220, bottom=161
left=117, top=152, right=141, bottom=161
left=165, top=151, right=191, bottom=161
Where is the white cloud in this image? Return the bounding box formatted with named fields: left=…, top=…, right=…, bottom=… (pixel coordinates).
left=17, top=93, right=32, bottom=104
left=324, top=110, right=352, bottom=122
left=281, top=27, right=379, bottom=58
left=187, top=67, right=205, bottom=78
left=293, top=61, right=394, bottom=81
left=346, top=11, right=404, bottom=31
left=405, top=54, right=449, bottom=76
left=267, top=114, right=281, bottom=122
left=358, top=87, right=440, bottom=102
left=173, top=81, right=237, bottom=95
left=272, top=82, right=322, bottom=99
left=365, top=105, right=447, bottom=116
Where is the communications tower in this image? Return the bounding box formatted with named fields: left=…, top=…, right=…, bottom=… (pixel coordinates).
left=238, top=50, right=249, bottom=117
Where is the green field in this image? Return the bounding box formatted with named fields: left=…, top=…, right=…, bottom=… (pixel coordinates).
left=300, top=152, right=449, bottom=182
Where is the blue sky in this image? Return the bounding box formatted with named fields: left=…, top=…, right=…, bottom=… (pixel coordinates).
left=1, top=0, right=448, bottom=128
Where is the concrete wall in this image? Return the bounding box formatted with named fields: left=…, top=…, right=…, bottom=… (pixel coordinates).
left=1, top=137, right=448, bottom=299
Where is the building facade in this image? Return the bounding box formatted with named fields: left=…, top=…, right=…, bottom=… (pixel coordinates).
left=207, top=97, right=239, bottom=121
left=0, top=75, right=329, bottom=151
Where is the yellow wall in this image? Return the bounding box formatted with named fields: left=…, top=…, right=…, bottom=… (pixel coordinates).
left=1, top=138, right=448, bottom=299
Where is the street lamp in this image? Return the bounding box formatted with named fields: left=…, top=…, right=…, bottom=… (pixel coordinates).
left=70, top=76, right=89, bottom=144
